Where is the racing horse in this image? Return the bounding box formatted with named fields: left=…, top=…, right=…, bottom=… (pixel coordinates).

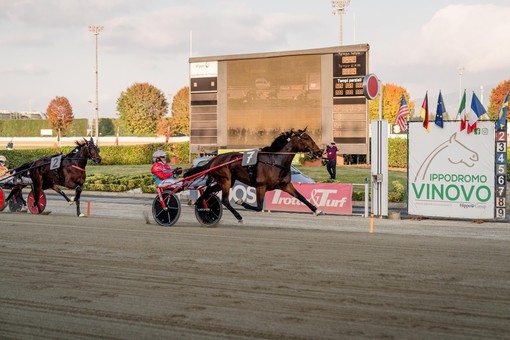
left=8, top=138, right=101, bottom=216
left=184, top=128, right=324, bottom=223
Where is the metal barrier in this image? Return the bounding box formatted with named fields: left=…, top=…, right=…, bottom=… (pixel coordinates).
left=352, top=177, right=370, bottom=218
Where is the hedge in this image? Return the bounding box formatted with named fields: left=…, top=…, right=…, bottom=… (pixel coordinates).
left=2, top=142, right=190, bottom=168
left=388, top=138, right=407, bottom=168
left=0, top=119, right=88, bottom=137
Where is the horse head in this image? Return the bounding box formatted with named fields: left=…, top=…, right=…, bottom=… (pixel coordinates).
left=290, top=128, right=322, bottom=160
left=447, top=133, right=478, bottom=167
left=84, top=137, right=102, bottom=164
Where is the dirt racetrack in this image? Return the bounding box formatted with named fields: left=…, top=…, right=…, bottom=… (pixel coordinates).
left=1, top=206, right=510, bottom=339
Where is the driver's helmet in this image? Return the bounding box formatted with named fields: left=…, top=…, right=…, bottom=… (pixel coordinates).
left=0, top=155, right=6, bottom=166
left=152, top=150, right=167, bottom=162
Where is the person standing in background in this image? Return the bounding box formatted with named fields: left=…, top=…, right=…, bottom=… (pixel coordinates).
left=326, top=141, right=338, bottom=179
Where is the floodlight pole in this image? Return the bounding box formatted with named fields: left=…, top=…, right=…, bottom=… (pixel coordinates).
left=332, top=0, right=351, bottom=46
left=458, top=66, right=464, bottom=105
left=89, top=25, right=104, bottom=144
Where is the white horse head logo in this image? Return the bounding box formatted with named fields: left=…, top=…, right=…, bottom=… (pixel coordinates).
left=414, top=132, right=479, bottom=181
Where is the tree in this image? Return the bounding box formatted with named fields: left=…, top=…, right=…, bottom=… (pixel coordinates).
left=368, top=83, right=415, bottom=123
left=99, top=118, right=115, bottom=136
left=488, top=79, right=510, bottom=120
left=117, top=82, right=168, bottom=135
left=46, top=96, right=74, bottom=137
left=157, top=86, right=190, bottom=136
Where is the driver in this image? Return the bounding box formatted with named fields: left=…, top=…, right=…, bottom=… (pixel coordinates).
left=0, top=155, right=11, bottom=183
left=0, top=155, right=28, bottom=212
left=151, top=150, right=182, bottom=187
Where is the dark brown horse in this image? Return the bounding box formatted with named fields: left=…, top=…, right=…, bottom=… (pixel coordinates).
left=184, top=128, right=323, bottom=223
left=8, top=138, right=101, bottom=216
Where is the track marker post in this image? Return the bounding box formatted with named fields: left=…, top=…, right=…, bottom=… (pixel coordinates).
left=87, top=200, right=91, bottom=217
left=369, top=213, right=374, bottom=233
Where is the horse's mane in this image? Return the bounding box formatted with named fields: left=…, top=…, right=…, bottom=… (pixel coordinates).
left=63, top=139, right=88, bottom=157
left=75, top=139, right=88, bottom=148
left=260, top=130, right=294, bottom=152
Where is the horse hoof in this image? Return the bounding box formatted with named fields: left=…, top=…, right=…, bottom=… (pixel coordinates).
left=238, top=219, right=244, bottom=224
left=314, top=210, right=324, bottom=216
left=78, top=213, right=85, bottom=217
left=69, top=197, right=75, bottom=205
left=235, top=199, right=243, bottom=205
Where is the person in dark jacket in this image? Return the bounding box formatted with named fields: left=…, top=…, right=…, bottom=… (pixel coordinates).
left=326, top=141, right=338, bottom=179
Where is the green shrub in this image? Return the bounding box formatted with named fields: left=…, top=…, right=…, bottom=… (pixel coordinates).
left=388, top=138, right=407, bottom=168
left=84, top=173, right=155, bottom=193
left=388, top=180, right=406, bottom=202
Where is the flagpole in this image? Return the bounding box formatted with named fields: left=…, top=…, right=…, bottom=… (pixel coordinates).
left=378, top=80, right=382, bottom=120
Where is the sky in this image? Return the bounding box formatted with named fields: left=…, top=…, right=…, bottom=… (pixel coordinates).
left=1, top=0, right=509, bottom=121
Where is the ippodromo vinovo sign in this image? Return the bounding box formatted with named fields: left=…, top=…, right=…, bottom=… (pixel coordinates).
left=408, top=121, right=498, bottom=220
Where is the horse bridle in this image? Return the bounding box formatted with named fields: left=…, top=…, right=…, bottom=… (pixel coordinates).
left=290, top=131, right=322, bottom=158
left=85, top=141, right=101, bottom=164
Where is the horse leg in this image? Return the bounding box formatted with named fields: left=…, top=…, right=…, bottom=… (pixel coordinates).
left=5, top=185, right=20, bottom=202
left=31, top=184, right=43, bottom=214
left=207, top=183, right=243, bottom=223
left=237, top=186, right=265, bottom=212
left=281, top=183, right=323, bottom=216
left=221, top=191, right=244, bottom=222
left=6, top=185, right=26, bottom=210
left=52, top=185, right=73, bottom=204
left=203, top=181, right=244, bottom=222
left=74, top=185, right=84, bottom=217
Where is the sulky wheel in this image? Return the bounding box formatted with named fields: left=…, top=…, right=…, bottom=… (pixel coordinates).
left=195, top=193, right=223, bottom=227
left=152, top=191, right=181, bottom=226
left=0, top=188, right=5, bottom=211
left=27, top=190, right=46, bottom=214
left=8, top=190, right=25, bottom=212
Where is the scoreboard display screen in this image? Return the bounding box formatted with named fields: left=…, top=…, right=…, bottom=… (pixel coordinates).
left=333, top=51, right=367, bottom=98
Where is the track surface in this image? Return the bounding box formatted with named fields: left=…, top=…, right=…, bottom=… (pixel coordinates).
left=1, top=197, right=510, bottom=339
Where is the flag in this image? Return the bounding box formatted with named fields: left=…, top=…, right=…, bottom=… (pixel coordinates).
left=395, top=94, right=410, bottom=132
left=435, top=91, right=446, bottom=128
left=468, top=92, right=487, bottom=134
left=458, top=90, right=467, bottom=131
left=419, top=92, right=429, bottom=132
left=495, top=92, right=509, bottom=131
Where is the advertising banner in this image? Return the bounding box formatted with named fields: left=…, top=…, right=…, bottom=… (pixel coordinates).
left=264, top=183, right=353, bottom=215
left=408, top=121, right=495, bottom=219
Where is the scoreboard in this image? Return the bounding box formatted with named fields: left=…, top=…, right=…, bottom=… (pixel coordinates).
left=333, top=51, right=367, bottom=98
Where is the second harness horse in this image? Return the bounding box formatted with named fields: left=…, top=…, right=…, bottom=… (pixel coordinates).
left=5, top=138, right=101, bottom=216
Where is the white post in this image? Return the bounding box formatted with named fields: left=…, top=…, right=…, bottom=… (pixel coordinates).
left=371, top=120, right=389, bottom=217
left=89, top=25, right=104, bottom=145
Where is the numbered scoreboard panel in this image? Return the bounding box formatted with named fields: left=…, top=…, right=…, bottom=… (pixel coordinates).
left=495, top=128, right=507, bottom=219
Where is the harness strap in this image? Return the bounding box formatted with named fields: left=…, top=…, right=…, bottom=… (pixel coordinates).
left=72, top=165, right=86, bottom=172
left=258, top=160, right=287, bottom=170
left=247, top=165, right=257, bottom=186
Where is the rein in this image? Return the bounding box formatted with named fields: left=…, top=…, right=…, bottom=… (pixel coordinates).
left=258, top=151, right=297, bottom=155
left=71, top=165, right=86, bottom=172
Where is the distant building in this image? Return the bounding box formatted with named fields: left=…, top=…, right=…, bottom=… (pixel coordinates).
left=0, top=110, right=47, bottom=120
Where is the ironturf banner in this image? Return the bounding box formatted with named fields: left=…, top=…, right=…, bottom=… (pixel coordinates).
left=408, top=121, right=495, bottom=219
left=264, top=183, right=353, bottom=215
